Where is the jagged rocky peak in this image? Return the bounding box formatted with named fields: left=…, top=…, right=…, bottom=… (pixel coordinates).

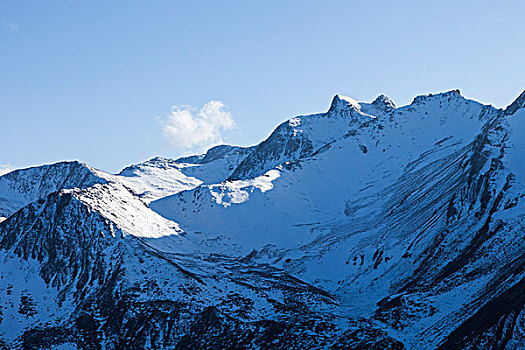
left=372, top=94, right=396, bottom=112
left=505, top=90, right=525, bottom=116
left=329, top=93, right=396, bottom=116
left=328, top=94, right=361, bottom=112
left=411, top=89, right=462, bottom=104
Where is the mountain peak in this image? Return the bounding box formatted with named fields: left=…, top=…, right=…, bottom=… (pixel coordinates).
left=329, top=94, right=360, bottom=112
left=372, top=94, right=396, bottom=112
left=505, top=90, right=525, bottom=116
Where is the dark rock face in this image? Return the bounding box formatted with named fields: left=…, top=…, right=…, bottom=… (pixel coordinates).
left=504, top=90, right=525, bottom=116
left=200, top=145, right=254, bottom=164
left=436, top=277, right=525, bottom=350
left=372, top=95, right=396, bottom=113
left=0, top=191, right=116, bottom=291
left=175, top=307, right=405, bottom=350
left=229, top=121, right=315, bottom=180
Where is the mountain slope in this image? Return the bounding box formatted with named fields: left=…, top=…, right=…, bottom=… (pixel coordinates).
left=0, top=183, right=401, bottom=349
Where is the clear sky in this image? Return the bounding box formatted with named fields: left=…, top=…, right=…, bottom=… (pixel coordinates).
left=1, top=1, right=524, bottom=173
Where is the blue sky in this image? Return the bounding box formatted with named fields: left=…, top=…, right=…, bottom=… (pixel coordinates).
left=1, top=1, right=524, bottom=173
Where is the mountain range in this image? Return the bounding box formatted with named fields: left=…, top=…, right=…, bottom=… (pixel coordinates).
left=1, top=89, right=524, bottom=349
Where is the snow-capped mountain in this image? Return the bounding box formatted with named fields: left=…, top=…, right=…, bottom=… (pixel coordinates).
left=0, top=161, right=108, bottom=219
left=0, top=90, right=524, bottom=349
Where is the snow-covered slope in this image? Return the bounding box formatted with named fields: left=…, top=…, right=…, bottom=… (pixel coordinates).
left=0, top=90, right=524, bottom=349
left=114, top=145, right=254, bottom=203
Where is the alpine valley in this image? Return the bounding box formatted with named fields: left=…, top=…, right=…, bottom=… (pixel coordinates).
left=1, top=90, right=524, bottom=350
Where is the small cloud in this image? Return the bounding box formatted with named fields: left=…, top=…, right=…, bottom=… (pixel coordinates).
left=1, top=21, right=19, bottom=31
left=159, top=100, right=236, bottom=151
left=0, top=163, right=15, bottom=176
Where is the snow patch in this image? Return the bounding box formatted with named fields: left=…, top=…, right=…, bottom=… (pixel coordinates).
left=211, top=168, right=281, bottom=207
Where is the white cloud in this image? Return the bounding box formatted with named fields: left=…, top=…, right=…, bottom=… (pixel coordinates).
left=0, top=163, right=14, bottom=176
left=1, top=21, right=19, bottom=31
left=159, top=100, right=236, bottom=151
